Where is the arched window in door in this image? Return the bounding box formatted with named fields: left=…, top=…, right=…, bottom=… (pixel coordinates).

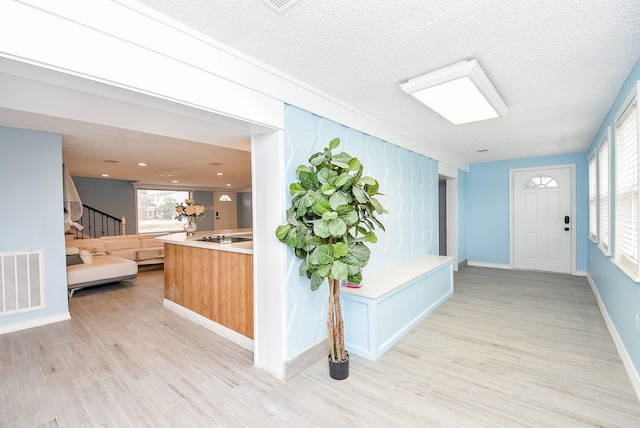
left=525, top=176, right=559, bottom=188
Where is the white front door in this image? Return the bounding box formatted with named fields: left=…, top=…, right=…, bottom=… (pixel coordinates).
left=213, top=191, right=238, bottom=230
left=512, top=167, right=572, bottom=273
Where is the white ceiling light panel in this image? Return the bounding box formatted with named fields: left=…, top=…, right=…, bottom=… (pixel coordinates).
left=400, top=59, right=507, bottom=125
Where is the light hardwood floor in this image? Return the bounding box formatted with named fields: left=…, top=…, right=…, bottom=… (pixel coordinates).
left=1, top=265, right=639, bottom=427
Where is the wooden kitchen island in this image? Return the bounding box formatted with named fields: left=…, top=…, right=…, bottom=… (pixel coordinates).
left=156, top=229, right=253, bottom=350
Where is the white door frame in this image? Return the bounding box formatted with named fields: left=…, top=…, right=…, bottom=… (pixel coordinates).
left=509, top=164, right=577, bottom=275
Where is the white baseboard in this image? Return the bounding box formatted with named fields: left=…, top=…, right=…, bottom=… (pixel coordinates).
left=574, top=270, right=587, bottom=277
left=586, top=274, right=640, bottom=402
left=467, top=261, right=512, bottom=270
left=163, top=299, right=253, bottom=352
left=0, top=312, right=71, bottom=335
left=284, top=339, right=327, bottom=381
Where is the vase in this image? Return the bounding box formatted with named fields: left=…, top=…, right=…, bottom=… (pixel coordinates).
left=328, top=354, right=349, bottom=380
left=183, top=217, right=197, bottom=235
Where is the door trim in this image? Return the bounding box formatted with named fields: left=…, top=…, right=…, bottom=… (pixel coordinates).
left=509, top=164, right=576, bottom=274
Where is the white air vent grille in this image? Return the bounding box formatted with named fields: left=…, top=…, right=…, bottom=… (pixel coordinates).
left=0, top=250, right=45, bottom=316
left=259, top=0, right=300, bottom=14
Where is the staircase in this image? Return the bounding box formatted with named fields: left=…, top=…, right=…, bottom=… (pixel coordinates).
left=67, top=204, right=125, bottom=239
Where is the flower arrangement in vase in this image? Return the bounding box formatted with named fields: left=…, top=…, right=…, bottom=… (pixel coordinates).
left=175, top=198, right=205, bottom=235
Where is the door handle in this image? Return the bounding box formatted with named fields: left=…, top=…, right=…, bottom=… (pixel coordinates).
left=564, top=216, right=570, bottom=224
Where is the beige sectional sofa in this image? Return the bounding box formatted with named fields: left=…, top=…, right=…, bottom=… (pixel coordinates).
left=66, top=233, right=165, bottom=265
left=65, top=233, right=165, bottom=296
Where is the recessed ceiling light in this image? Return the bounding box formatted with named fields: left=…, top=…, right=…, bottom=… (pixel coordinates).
left=226, top=184, right=231, bottom=187
left=137, top=162, right=147, bottom=166
left=171, top=180, right=179, bottom=183
left=217, top=173, right=223, bottom=176
left=160, top=173, right=173, bottom=177
left=101, top=173, right=109, bottom=177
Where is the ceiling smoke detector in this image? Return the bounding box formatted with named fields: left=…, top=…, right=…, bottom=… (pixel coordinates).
left=259, top=0, right=300, bottom=14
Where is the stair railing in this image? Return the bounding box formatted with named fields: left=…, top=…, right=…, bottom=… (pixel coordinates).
left=67, top=204, right=125, bottom=239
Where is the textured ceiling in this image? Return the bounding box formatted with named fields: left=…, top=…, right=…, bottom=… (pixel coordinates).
left=137, top=0, right=640, bottom=164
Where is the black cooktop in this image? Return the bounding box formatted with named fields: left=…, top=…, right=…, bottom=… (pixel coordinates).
left=195, top=236, right=252, bottom=244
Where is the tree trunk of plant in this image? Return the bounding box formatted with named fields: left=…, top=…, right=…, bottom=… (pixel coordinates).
left=327, top=277, right=346, bottom=363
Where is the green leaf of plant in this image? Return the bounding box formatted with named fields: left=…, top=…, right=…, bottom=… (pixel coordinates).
left=300, top=191, right=317, bottom=208
left=327, top=218, right=347, bottom=236
left=309, top=152, right=326, bottom=166
left=296, top=165, right=313, bottom=176
left=352, top=185, right=368, bottom=204
left=371, top=197, right=388, bottom=214
left=335, top=172, right=349, bottom=187
left=312, top=245, right=334, bottom=265
left=347, top=270, right=362, bottom=285
left=321, top=183, right=335, bottom=195
left=364, top=231, right=378, bottom=243
left=310, top=197, right=331, bottom=216
left=347, top=157, right=362, bottom=172
left=313, top=219, right=331, bottom=238
left=360, top=176, right=377, bottom=185
left=333, top=242, right=349, bottom=258
left=349, top=243, right=371, bottom=263
left=322, top=211, right=338, bottom=220
left=330, top=260, right=349, bottom=280
left=283, top=226, right=298, bottom=248
left=331, top=152, right=352, bottom=169
left=289, top=182, right=305, bottom=197
left=275, top=224, right=291, bottom=241
left=336, top=205, right=358, bottom=225
left=310, top=270, right=324, bottom=291
left=299, top=170, right=319, bottom=190
left=299, top=258, right=309, bottom=277
left=329, top=191, right=350, bottom=210
left=318, top=263, right=332, bottom=278
left=329, top=138, right=341, bottom=151
left=317, top=167, right=337, bottom=184
left=366, top=180, right=380, bottom=195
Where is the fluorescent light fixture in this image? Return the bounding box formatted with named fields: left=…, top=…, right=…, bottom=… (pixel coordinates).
left=400, top=59, right=507, bottom=125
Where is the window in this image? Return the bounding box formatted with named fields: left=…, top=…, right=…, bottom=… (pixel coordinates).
left=614, top=90, right=639, bottom=279
left=588, top=153, right=597, bottom=242
left=137, top=188, right=190, bottom=234
left=525, top=176, right=558, bottom=188
left=598, top=130, right=610, bottom=254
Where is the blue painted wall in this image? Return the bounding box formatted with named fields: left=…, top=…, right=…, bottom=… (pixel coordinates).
left=283, top=105, right=439, bottom=358
left=468, top=153, right=588, bottom=271
left=237, top=192, right=253, bottom=228
left=0, top=126, right=69, bottom=328
left=586, top=58, right=640, bottom=378
left=73, top=176, right=136, bottom=234
left=457, top=169, right=468, bottom=263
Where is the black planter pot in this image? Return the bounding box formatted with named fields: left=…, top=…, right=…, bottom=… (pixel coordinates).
left=328, top=354, right=349, bottom=380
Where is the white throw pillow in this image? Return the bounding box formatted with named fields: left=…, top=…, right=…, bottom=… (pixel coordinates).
left=79, top=250, right=93, bottom=264
left=66, top=246, right=80, bottom=256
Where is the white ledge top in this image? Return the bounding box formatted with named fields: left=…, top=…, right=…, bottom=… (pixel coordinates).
left=342, top=255, right=454, bottom=299
left=155, top=228, right=253, bottom=255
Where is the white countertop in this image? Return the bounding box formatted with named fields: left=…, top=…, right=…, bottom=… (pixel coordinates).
left=155, top=228, right=253, bottom=255
left=342, top=255, right=453, bottom=299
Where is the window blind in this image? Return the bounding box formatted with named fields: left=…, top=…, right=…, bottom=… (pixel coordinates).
left=598, top=135, right=609, bottom=253
left=614, top=96, right=639, bottom=277
left=588, top=153, right=597, bottom=242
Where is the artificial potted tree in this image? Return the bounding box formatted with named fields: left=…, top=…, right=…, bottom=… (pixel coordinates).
left=276, top=138, right=387, bottom=380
